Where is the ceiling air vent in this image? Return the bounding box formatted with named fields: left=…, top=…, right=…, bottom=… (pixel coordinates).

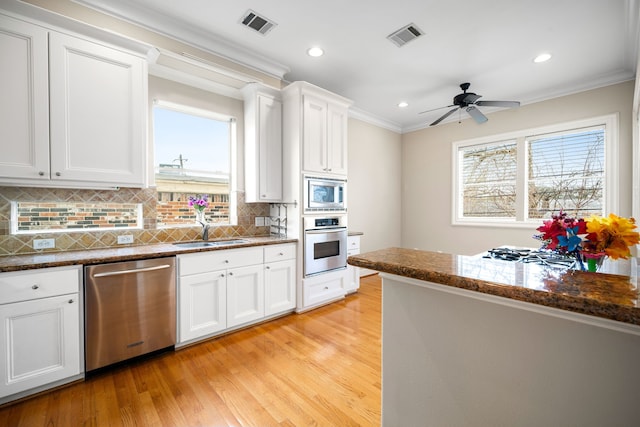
left=240, top=9, right=277, bottom=35
left=387, top=23, right=424, bottom=47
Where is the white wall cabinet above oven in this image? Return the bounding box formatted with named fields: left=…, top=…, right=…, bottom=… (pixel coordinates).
left=282, top=81, right=352, bottom=178
left=0, top=13, right=147, bottom=189
left=242, top=83, right=283, bottom=202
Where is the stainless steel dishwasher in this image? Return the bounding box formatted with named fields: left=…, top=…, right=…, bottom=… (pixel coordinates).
left=84, top=257, right=176, bottom=371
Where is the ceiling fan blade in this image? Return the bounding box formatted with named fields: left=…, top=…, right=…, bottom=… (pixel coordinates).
left=418, top=104, right=454, bottom=114
left=466, top=106, right=488, bottom=124
left=475, top=100, right=520, bottom=108
left=429, top=107, right=458, bottom=126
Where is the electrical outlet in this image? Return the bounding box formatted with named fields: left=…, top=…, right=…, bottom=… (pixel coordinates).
left=117, top=235, right=134, bottom=244
left=255, top=216, right=265, bottom=226
left=33, top=238, right=55, bottom=249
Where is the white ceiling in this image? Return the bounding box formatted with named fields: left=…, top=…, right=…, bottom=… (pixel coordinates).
left=75, top=0, right=639, bottom=133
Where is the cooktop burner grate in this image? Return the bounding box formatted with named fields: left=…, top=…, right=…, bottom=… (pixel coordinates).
left=484, top=247, right=577, bottom=269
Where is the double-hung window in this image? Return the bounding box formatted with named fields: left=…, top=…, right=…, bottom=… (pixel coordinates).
left=452, top=114, right=618, bottom=226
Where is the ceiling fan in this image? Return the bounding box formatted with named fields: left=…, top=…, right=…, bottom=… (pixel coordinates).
left=421, top=82, right=520, bottom=126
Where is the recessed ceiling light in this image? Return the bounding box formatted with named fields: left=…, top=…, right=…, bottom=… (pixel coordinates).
left=534, top=53, right=552, bottom=63
left=398, top=102, right=409, bottom=108
left=307, top=47, right=324, bottom=57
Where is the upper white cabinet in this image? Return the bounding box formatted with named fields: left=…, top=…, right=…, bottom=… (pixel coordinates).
left=282, top=81, right=351, bottom=177
left=0, top=14, right=147, bottom=189
left=242, top=83, right=283, bottom=202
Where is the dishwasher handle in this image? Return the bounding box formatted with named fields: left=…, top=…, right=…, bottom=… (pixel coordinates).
left=92, top=264, right=172, bottom=278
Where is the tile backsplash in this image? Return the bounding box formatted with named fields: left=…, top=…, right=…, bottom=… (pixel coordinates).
left=0, top=186, right=270, bottom=256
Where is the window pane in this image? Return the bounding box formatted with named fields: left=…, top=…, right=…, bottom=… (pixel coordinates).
left=153, top=105, right=233, bottom=227
left=461, top=142, right=517, bottom=218
left=527, top=126, right=604, bottom=219
left=13, top=201, right=142, bottom=233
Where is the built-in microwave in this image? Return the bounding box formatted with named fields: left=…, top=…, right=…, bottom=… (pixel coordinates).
left=304, top=176, right=346, bottom=212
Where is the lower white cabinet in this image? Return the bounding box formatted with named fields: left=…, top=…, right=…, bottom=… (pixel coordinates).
left=301, top=268, right=348, bottom=309
left=178, top=270, right=227, bottom=342
left=346, top=235, right=361, bottom=293
left=227, top=264, right=264, bottom=328
left=0, top=266, right=82, bottom=402
left=177, top=243, right=296, bottom=345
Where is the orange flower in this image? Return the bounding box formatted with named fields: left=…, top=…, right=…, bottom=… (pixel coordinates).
left=583, top=214, right=640, bottom=259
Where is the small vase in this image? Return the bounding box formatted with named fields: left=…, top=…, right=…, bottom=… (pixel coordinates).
left=583, top=253, right=606, bottom=272
left=195, top=209, right=206, bottom=225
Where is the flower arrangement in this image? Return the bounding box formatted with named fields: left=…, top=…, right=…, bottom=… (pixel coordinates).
left=188, top=195, right=209, bottom=225
left=534, top=211, right=639, bottom=271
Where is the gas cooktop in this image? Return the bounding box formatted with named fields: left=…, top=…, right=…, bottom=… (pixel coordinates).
left=483, top=247, right=578, bottom=269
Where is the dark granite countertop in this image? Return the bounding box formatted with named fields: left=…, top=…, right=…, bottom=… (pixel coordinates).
left=0, top=236, right=298, bottom=272
left=348, top=247, right=640, bottom=326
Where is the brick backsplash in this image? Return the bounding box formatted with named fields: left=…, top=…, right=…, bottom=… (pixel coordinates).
left=0, top=186, right=270, bottom=256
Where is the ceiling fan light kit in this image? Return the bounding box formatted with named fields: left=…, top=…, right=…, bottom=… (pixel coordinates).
left=425, top=82, right=520, bottom=126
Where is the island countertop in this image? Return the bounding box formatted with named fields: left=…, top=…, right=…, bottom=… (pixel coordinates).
left=347, top=247, right=640, bottom=326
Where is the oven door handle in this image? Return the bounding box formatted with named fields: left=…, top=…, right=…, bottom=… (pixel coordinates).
left=305, top=228, right=346, bottom=235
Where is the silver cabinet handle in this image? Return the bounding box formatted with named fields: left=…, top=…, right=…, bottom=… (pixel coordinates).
left=38, top=171, right=45, bottom=176
left=32, top=285, right=39, bottom=290
left=228, top=272, right=233, bottom=276
left=55, top=172, right=61, bottom=176
left=220, top=273, right=225, bottom=277
left=68, top=299, right=74, bottom=304
left=265, top=266, right=270, bottom=269
left=224, top=260, right=229, bottom=264
left=279, top=252, right=284, bottom=256
left=92, top=264, right=171, bottom=278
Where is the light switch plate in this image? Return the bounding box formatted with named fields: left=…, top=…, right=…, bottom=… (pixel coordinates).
left=255, top=216, right=265, bottom=226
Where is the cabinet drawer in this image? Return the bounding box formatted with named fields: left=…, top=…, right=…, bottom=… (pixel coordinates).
left=0, top=266, right=81, bottom=305
left=303, top=271, right=346, bottom=307
left=264, top=243, right=296, bottom=263
left=178, top=247, right=263, bottom=276
left=347, top=236, right=360, bottom=251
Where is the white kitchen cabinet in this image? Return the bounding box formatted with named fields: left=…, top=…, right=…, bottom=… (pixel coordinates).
left=282, top=81, right=352, bottom=178
left=178, top=270, right=227, bottom=342
left=302, top=95, right=348, bottom=175
left=177, top=243, right=296, bottom=345
left=226, top=264, right=264, bottom=328
left=264, top=243, right=296, bottom=316
left=0, top=266, right=82, bottom=403
left=301, top=268, right=348, bottom=309
left=346, top=235, right=361, bottom=293
left=0, top=13, right=147, bottom=189
left=242, top=83, right=283, bottom=202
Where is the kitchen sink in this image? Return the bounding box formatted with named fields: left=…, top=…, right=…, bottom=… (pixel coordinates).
left=173, top=239, right=249, bottom=248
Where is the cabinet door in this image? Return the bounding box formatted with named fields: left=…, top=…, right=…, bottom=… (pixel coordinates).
left=302, top=95, right=328, bottom=173
left=227, top=264, right=264, bottom=328
left=265, top=259, right=295, bottom=316
left=327, top=104, right=348, bottom=175
left=0, top=294, right=81, bottom=398
left=178, top=271, right=227, bottom=343
left=0, top=16, right=49, bottom=181
left=257, top=94, right=283, bottom=201
left=48, top=32, right=146, bottom=187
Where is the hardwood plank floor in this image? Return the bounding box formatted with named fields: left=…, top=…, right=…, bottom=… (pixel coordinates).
left=0, top=275, right=382, bottom=427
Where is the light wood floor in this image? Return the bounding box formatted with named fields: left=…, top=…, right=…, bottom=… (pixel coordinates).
left=0, top=275, right=382, bottom=427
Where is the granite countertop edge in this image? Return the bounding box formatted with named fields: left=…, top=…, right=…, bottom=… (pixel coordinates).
left=348, top=248, right=640, bottom=327
left=0, top=236, right=298, bottom=272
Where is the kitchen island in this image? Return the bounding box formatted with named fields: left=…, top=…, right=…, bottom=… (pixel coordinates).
left=348, top=248, right=640, bottom=427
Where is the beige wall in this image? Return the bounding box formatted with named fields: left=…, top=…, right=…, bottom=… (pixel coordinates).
left=401, top=80, right=635, bottom=255
left=348, top=119, right=402, bottom=253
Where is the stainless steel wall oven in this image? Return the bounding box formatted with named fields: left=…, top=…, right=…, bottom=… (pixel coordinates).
left=304, top=216, right=348, bottom=277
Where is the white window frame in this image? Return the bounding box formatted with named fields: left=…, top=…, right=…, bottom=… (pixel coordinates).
left=451, top=114, right=619, bottom=228
left=152, top=99, right=238, bottom=227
